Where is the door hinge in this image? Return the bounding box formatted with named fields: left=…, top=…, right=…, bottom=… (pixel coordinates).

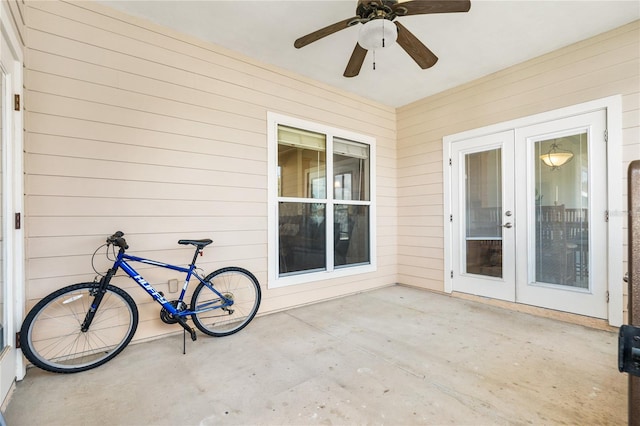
left=450, top=214, right=453, bottom=222
left=450, top=270, right=454, bottom=279
left=15, top=332, right=20, bottom=348
left=449, top=158, right=452, bottom=166
left=606, top=291, right=610, bottom=303
left=604, top=129, right=608, bottom=143
left=15, top=212, right=21, bottom=230
left=14, top=94, right=20, bottom=111
left=605, top=210, right=609, bottom=222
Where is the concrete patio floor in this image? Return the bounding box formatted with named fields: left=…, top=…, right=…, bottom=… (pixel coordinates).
left=3, top=285, right=627, bottom=425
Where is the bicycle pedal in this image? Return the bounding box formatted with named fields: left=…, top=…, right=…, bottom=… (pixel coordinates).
left=189, top=328, right=197, bottom=342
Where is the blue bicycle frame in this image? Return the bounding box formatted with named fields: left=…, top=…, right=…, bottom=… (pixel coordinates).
left=111, top=250, right=232, bottom=318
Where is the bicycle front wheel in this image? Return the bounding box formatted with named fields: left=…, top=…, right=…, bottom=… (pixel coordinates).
left=191, top=267, right=261, bottom=337
left=20, top=283, right=138, bottom=373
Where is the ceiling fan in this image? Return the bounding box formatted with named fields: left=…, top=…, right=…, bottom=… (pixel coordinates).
left=294, top=0, right=471, bottom=77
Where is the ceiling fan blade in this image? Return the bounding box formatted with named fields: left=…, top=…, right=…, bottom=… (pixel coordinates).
left=395, top=21, right=438, bottom=69
left=294, top=17, right=358, bottom=49
left=393, top=0, right=471, bottom=16
left=344, top=43, right=368, bottom=78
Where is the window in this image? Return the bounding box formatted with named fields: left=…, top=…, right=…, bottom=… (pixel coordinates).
left=268, top=114, right=376, bottom=287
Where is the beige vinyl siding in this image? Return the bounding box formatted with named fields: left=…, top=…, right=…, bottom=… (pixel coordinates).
left=24, top=0, right=397, bottom=341
left=396, top=21, right=639, bottom=318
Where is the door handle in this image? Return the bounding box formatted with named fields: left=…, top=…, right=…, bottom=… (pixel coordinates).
left=503, top=222, right=513, bottom=228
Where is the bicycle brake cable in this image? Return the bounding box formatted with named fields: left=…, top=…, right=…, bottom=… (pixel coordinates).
left=91, top=243, right=109, bottom=278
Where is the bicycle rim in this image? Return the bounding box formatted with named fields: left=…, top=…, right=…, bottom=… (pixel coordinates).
left=22, top=283, right=138, bottom=373
left=191, top=267, right=261, bottom=336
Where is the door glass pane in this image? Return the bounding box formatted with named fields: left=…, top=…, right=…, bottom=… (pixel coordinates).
left=465, top=149, right=502, bottom=278
left=534, top=133, right=588, bottom=288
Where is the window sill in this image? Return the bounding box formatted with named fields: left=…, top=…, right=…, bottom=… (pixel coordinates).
left=268, top=263, right=377, bottom=289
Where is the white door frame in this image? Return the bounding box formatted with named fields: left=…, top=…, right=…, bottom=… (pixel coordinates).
left=0, top=0, right=25, bottom=399
left=444, top=96, right=623, bottom=326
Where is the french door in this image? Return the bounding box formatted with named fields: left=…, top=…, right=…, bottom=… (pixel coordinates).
left=451, top=130, right=515, bottom=301
left=449, top=110, right=608, bottom=319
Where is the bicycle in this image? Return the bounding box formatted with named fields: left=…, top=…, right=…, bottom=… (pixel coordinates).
left=19, top=231, right=261, bottom=374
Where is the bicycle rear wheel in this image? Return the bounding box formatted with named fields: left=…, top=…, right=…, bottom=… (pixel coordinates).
left=190, top=267, right=261, bottom=337
left=20, top=283, right=138, bottom=373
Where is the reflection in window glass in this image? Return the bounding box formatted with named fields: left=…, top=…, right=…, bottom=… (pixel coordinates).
left=279, top=202, right=326, bottom=275
left=334, top=138, right=369, bottom=201
left=334, top=205, right=369, bottom=267
left=278, top=125, right=326, bottom=199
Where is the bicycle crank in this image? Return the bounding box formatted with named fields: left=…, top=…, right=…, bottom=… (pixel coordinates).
left=160, top=300, right=187, bottom=324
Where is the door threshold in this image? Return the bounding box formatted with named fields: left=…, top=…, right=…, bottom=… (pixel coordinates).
left=451, top=291, right=615, bottom=332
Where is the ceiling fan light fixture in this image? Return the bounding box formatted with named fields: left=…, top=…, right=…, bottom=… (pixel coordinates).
left=358, top=19, right=397, bottom=50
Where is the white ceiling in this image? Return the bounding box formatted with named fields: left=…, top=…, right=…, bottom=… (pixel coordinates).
left=99, top=0, right=640, bottom=107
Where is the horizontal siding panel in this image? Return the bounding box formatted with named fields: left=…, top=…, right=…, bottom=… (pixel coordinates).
left=27, top=175, right=266, bottom=203
left=26, top=154, right=266, bottom=189
left=27, top=113, right=266, bottom=156
left=398, top=205, right=443, bottom=217
left=27, top=90, right=266, bottom=143
left=27, top=134, right=265, bottom=178
left=27, top=50, right=267, bottom=121
left=27, top=70, right=266, bottom=134
left=27, top=195, right=266, bottom=218
left=397, top=265, right=443, bottom=281
left=398, top=246, right=444, bottom=259
left=28, top=215, right=266, bottom=238
left=398, top=236, right=443, bottom=248
left=398, top=226, right=444, bottom=239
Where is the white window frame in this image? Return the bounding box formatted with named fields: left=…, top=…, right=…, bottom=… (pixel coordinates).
left=267, top=112, right=377, bottom=288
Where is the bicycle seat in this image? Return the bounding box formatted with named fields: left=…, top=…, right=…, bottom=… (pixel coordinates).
left=178, top=239, right=213, bottom=248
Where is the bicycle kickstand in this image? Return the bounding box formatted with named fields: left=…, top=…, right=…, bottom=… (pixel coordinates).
left=175, top=316, right=197, bottom=355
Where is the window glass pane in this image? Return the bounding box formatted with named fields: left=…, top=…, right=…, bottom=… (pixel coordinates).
left=278, top=125, right=326, bottom=198
left=279, top=202, right=326, bottom=275
left=334, top=205, right=369, bottom=267
left=333, top=138, right=369, bottom=201
left=534, top=133, right=589, bottom=288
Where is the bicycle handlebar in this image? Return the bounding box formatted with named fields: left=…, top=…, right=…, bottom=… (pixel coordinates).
left=107, top=231, right=129, bottom=250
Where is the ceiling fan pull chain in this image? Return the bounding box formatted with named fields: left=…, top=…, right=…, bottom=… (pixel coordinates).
left=382, top=19, right=386, bottom=48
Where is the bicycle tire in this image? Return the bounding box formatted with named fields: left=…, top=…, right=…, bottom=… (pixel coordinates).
left=190, top=267, right=261, bottom=337
left=20, top=282, right=138, bottom=373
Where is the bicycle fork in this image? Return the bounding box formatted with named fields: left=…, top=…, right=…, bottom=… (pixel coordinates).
left=81, top=267, right=117, bottom=332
